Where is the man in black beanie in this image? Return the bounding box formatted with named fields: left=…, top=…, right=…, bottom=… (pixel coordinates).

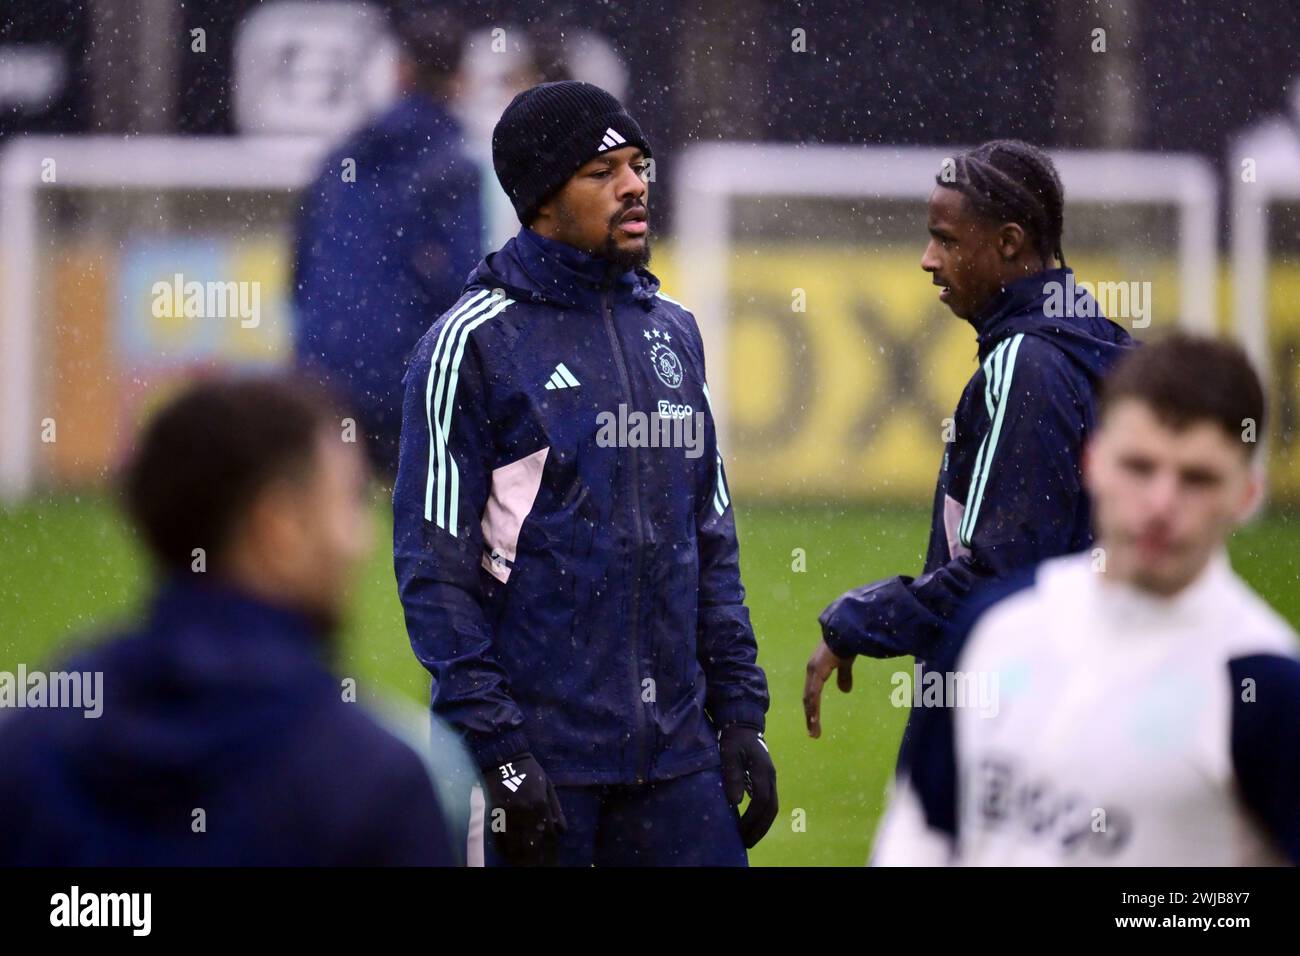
left=393, top=81, right=777, bottom=866
left=490, top=80, right=655, bottom=270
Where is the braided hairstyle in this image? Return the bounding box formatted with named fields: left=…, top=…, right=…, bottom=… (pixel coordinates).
left=938, top=140, right=1067, bottom=267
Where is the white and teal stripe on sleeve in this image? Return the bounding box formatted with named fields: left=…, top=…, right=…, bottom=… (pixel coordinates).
left=654, top=289, right=688, bottom=310
left=701, top=382, right=730, bottom=516
left=423, top=289, right=515, bottom=536
left=958, top=333, right=1025, bottom=549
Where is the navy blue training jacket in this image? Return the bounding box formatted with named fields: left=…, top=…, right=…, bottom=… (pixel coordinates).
left=393, top=226, right=769, bottom=786
left=294, top=93, right=483, bottom=473
left=820, top=268, right=1135, bottom=661
left=0, top=578, right=458, bottom=865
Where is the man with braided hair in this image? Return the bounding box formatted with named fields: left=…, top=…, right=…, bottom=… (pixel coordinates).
left=805, top=140, right=1135, bottom=739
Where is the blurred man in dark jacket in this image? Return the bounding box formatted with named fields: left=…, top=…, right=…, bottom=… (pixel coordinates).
left=0, top=377, right=465, bottom=865
left=294, top=7, right=483, bottom=476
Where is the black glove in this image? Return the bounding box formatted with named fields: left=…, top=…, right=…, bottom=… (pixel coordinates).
left=719, top=723, right=778, bottom=848
left=483, top=752, right=568, bottom=866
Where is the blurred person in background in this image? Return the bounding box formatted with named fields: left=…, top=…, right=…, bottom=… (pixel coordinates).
left=873, top=335, right=1300, bottom=865
left=453, top=24, right=552, bottom=250
left=0, top=377, right=471, bottom=865
left=294, top=4, right=483, bottom=478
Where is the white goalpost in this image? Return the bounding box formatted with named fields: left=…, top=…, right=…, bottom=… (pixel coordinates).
left=1230, top=120, right=1300, bottom=393
left=0, top=137, right=1228, bottom=501
left=671, top=143, right=1220, bottom=443
left=0, top=134, right=331, bottom=501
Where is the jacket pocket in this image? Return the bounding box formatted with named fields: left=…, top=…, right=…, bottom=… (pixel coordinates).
left=558, top=474, right=590, bottom=512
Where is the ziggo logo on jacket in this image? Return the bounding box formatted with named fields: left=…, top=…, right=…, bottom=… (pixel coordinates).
left=595, top=403, right=705, bottom=458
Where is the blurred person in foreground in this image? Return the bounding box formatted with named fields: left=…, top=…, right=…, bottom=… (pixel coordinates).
left=805, top=140, right=1135, bottom=734
left=873, top=334, right=1300, bottom=865
left=0, top=377, right=470, bottom=865
left=294, top=5, right=483, bottom=477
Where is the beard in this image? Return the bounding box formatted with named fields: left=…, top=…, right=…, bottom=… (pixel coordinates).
left=601, top=203, right=652, bottom=272
left=550, top=195, right=653, bottom=273
left=602, top=230, right=652, bottom=272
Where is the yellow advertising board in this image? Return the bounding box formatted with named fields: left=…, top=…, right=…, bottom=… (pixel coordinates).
left=653, top=245, right=1299, bottom=502
left=31, top=237, right=1300, bottom=504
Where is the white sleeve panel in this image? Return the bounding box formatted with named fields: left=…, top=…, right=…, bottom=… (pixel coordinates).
left=869, top=776, right=957, bottom=867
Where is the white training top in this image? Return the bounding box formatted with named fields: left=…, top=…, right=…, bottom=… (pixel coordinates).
left=872, top=550, right=1300, bottom=866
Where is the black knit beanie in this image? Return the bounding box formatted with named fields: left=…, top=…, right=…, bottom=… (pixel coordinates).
left=492, top=81, right=653, bottom=224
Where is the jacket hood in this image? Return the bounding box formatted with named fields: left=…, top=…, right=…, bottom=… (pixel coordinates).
left=53, top=578, right=335, bottom=817
left=466, top=227, right=661, bottom=311
left=972, top=267, right=1135, bottom=381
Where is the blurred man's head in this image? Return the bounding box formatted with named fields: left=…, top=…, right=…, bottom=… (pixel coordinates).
left=389, top=5, right=467, bottom=102
left=492, top=80, right=652, bottom=271
left=921, top=139, right=1066, bottom=321
left=124, top=377, right=373, bottom=635
left=1085, top=335, right=1265, bottom=596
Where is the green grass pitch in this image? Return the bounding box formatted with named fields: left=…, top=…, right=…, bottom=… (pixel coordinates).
left=2, top=493, right=1297, bottom=866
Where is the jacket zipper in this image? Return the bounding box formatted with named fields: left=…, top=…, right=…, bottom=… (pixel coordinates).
left=601, top=291, right=650, bottom=784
